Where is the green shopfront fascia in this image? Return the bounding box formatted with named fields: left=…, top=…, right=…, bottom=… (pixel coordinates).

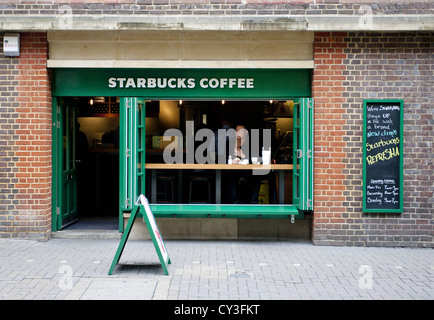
left=51, top=68, right=313, bottom=232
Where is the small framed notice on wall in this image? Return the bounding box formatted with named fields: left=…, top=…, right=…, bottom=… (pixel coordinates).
left=363, top=99, right=403, bottom=213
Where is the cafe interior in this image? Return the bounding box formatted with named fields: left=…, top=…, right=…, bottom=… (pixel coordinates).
left=70, top=97, right=295, bottom=220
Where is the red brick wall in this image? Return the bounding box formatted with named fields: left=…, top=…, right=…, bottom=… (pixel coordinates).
left=312, top=31, right=433, bottom=247
left=0, top=32, right=51, bottom=239
left=312, top=32, right=348, bottom=244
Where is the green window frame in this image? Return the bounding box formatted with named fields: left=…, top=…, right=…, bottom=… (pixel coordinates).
left=119, top=97, right=314, bottom=229
left=119, top=97, right=146, bottom=212
left=293, top=98, right=314, bottom=211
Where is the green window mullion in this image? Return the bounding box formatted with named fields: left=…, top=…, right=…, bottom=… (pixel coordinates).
left=130, top=97, right=138, bottom=203
left=308, top=98, right=314, bottom=210
left=120, top=97, right=134, bottom=212
left=293, top=98, right=314, bottom=212
left=120, top=97, right=146, bottom=221
left=137, top=99, right=146, bottom=198
left=292, top=100, right=301, bottom=209
left=302, top=98, right=314, bottom=211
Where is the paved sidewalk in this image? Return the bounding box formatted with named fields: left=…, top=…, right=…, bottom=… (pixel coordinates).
left=0, top=238, right=432, bottom=300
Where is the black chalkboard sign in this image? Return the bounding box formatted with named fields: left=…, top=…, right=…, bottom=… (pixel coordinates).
left=363, top=100, right=403, bottom=213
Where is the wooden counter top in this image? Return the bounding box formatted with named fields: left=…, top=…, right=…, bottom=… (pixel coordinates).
left=145, top=163, right=293, bottom=170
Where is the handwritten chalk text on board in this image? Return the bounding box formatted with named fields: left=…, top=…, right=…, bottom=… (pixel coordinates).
left=366, top=146, right=399, bottom=165
left=363, top=100, right=403, bottom=213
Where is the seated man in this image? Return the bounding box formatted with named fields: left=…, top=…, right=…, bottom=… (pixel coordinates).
left=227, top=124, right=261, bottom=204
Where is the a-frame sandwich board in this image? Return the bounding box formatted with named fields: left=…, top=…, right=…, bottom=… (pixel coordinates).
left=109, top=195, right=171, bottom=275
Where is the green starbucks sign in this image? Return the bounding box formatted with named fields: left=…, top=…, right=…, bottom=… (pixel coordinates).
left=52, top=68, right=311, bottom=99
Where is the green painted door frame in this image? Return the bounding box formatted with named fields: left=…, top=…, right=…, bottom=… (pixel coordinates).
left=52, top=98, right=78, bottom=230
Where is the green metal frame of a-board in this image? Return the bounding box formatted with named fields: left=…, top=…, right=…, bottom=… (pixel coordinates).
left=109, top=200, right=171, bottom=276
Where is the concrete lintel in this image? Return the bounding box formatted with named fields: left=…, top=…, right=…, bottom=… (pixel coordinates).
left=305, top=14, right=434, bottom=31
left=47, top=59, right=314, bottom=69
left=0, top=14, right=432, bottom=32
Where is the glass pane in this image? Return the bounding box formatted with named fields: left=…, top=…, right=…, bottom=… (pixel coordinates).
left=145, top=100, right=295, bottom=205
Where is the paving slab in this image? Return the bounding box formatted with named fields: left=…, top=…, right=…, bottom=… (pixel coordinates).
left=0, top=238, right=433, bottom=301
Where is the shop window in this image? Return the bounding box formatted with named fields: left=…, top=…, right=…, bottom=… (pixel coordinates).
left=126, top=100, right=295, bottom=205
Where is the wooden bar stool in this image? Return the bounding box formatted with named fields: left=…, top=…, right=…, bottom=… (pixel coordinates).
left=188, top=175, right=212, bottom=203
left=157, top=175, right=176, bottom=203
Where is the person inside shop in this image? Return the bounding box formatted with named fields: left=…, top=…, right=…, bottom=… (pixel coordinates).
left=232, top=124, right=248, bottom=164
left=76, top=121, right=89, bottom=163
left=227, top=124, right=261, bottom=204
left=76, top=121, right=90, bottom=212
